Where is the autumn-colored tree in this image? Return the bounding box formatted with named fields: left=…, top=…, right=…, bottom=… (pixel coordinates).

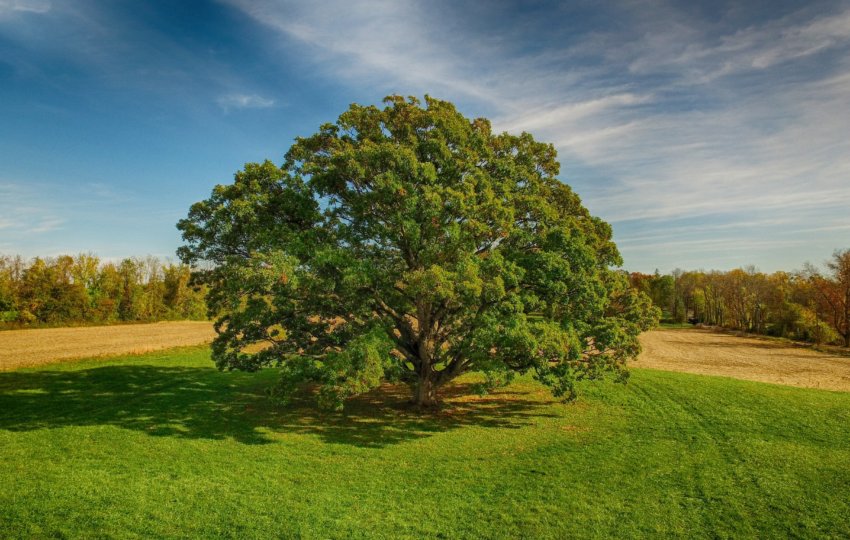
left=809, top=250, right=850, bottom=347
left=633, top=254, right=849, bottom=347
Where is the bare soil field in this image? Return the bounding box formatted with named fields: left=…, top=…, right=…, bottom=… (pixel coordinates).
left=636, top=328, right=850, bottom=391
left=0, top=321, right=215, bottom=370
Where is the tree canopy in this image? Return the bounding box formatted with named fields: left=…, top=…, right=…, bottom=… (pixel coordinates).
left=178, top=95, right=658, bottom=408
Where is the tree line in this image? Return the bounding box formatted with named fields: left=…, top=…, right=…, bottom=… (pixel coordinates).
left=0, top=254, right=207, bottom=327
left=629, top=249, right=850, bottom=347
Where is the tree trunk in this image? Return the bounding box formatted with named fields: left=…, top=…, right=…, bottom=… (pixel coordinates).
left=411, top=334, right=440, bottom=407
left=845, top=290, right=849, bottom=348
left=413, top=374, right=438, bottom=407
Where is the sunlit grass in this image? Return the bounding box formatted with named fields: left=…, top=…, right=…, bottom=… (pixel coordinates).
left=1, top=346, right=848, bottom=538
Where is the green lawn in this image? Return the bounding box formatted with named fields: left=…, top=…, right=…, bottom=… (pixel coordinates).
left=659, top=322, right=696, bottom=329
left=1, top=347, right=849, bottom=539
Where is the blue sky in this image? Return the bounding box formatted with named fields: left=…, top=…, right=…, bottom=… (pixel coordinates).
left=1, top=0, right=849, bottom=272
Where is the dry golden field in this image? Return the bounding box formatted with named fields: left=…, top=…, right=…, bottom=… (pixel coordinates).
left=636, top=328, right=850, bottom=391
left=0, top=321, right=215, bottom=370
left=3, top=323, right=849, bottom=392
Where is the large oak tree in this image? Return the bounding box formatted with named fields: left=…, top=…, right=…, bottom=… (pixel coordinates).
left=178, top=96, right=658, bottom=408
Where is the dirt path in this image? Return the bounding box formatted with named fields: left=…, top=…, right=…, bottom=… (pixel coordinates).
left=0, top=321, right=215, bottom=370
left=635, top=328, right=850, bottom=391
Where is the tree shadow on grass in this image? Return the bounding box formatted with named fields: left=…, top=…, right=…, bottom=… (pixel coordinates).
left=0, top=365, right=558, bottom=448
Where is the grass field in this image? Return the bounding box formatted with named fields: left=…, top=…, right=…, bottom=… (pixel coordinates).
left=2, top=345, right=849, bottom=538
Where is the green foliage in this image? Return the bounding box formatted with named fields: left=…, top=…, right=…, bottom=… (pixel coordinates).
left=1, top=348, right=849, bottom=538
left=269, top=327, right=397, bottom=411
left=0, top=254, right=207, bottom=328
left=792, top=305, right=840, bottom=344
left=631, top=271, right=683, bottom=323
left=179, top=95, right=659, bottom=408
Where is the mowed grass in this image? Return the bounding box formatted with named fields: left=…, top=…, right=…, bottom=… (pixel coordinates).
left=1, top=347, right=849, bottom=539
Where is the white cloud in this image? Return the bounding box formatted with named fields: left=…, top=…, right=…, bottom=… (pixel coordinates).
left=0, top=182, right=62, bottom=235
left=208, top=2, right=850, bottom=270
left=30, top=218, right=64, bottom=233
left=219, top=0, right=506, bottom=106
left=0, top=0, right=50, bottom=15
left=0, top=179, right=142, bottom=250
left=666, top=7, right=850, bottom=80
left=216, top=93, right=275, bottom=111
left=497, top=93, right=653, bottom=135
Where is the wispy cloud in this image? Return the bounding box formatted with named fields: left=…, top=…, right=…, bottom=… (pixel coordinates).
left=498, top=93, right=653, bottom=135
left=0, top=0, right=50, bottom=15
left=216, top=93, right=275, bottom=111
left=220, top=0, right=507, bottom=106
left=628, top=6, right=850, bottom=81
left=0, top=179, right=140, bottom=256
left=30, top=218, right=64, bottom=233
left=218, top=1, right=850, bottom=271
left=3, top=1, right=848, bottom=271
left=0, top=182, right=63, bottom=236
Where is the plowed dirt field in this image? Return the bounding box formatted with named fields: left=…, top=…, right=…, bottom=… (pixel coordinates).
left=636, top=328, right=850, bottom=391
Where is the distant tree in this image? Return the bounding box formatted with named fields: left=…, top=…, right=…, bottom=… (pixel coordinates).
left=0, top=256, right=19, bottom=319
left=764, top=271, right=794, bottom=336
left=169, top=265, right=208, bottom=319
left=95, top=262, right=123, bottom=322
left=674, top=271, right=698, bottom=323
left=138, top=256, right=166, bottom=320
left=648, top=272, right=675, bottom=321
left=178, top=95, right=659, bottom=409
left=117, top=259, right=142, bottom=321
left=0, top=254, right=209, bottom=327
left=630, top=254, right=848, bottom=347
left=809, top=250, right=850, bottom=347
